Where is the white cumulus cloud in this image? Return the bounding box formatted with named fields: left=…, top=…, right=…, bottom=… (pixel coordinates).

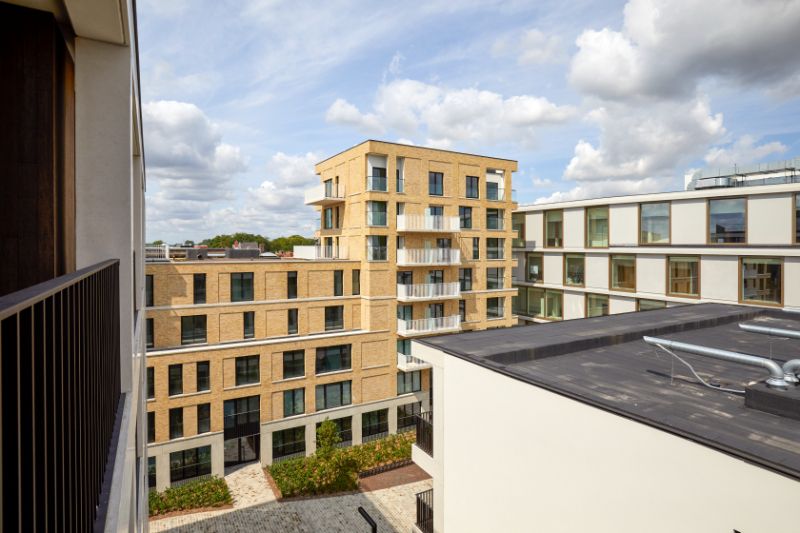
left=704, top=135, right=788, bottom=169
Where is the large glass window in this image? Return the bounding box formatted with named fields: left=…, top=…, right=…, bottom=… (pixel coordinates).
left=333, top=270, right=343, bottom=296
left=466, top=176, right=479, bottom=198
left=287, top=271, right=297, bottom=299
left=459, top=299, right=466, bottom=321
left=273, top=427, right=306, bottom=461
left=398, top=402, right=421, bottom=432
left=196, top=361, right=210, bottom=391
left=429, top=171, right=444, bottom=196
left=640, top=203, right=670, bottom=244
left=283, top=350, right=305, bottom=379
left=517, top=288, right=561, bottom=320
left=610, top=255, right=636, bottom=291
left=231, top=272, right=254, bottom=302
left=235, top=355, right=260, bottom=386
left=486, top=180, right=501, bottom=201
left=586, top=294, right=609, bottom=318
left=169, top=446, right=212, bottom=483
left=668, top=256, right=699, bottom=297
left=564, top=254, right=585, bottom=286
left=526, top=253, right=543, bottom=283
left=741, top=257, right=782, bottom=305
left=543, top=289, right=563, bottom=320
left=193, top=273, right=206, bottom=304
left=243, top=311, right=255, bottom=339
left=146, top=274, right=154, bottom=307
left=147, top=367, right=155, bottom=399
left=367, top=235, right=387, bottom=261
left=459, top=268, right=473, bottom=291
left=316, top=381, right=352, bottom=411
left=638, top=299, right=667, bottom=311
left=197, top=403, right=211, bottom=434
left=180, top=315, right=207, bottom=345
left=324, top=208, right=333, bottom=229
left=486, top=208, right=504, bottom=230
left=288, top=308, right=298, bottom=335
left=459, top=206, right=472, bottom=229
left=362, top=409, right=388, bottom=441
left=316, top=344, right=351, bottom=374
left=283, top=388, right=305, bottom=417
left=585, top=206, right=608, bottom=247
left=545, top=210, right=563, bottom=247
left=486, top=267, right=504, bottom=290
left=472, top=237, right=480, bottom=260
left=169, top=407, right=183, bottom=439
left=146, top=318, right=154, bottom=349
left=352, top=270, right=360, bottom=295
left=513, top=212, right=525, bottom=247
left=316, top=417, right=353, bottom=446
left=368, top=166, right=387, bottom=191
left=168, top=364, right=183, bottom=396
left=487, top=297, right=505, bottom=319
left=324, top=305, right=344, bottom=331
left=487, top=238, right=505, bottom=259
left=397, top=371, right=421, bottom=394
left=367, top=201, right=387, bottom=226
left=148, top=456, right=157, bottom=489
left=147, top=411, right=155, bottom=443
left=709, top=198, right=746, bottom=243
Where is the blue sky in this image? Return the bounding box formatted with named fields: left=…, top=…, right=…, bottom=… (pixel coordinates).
left=138, top=0, right=800, bottom=244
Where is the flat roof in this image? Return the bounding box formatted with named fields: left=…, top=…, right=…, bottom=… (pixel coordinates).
left=418, top=304, right=800, bottom=480
left=315, top=139, right=518, bottom=166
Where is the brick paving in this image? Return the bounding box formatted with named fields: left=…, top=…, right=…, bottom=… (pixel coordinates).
left=150, top=463, right=431, bottom=532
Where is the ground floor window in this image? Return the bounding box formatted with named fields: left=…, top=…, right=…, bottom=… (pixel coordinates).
left=487, top=297, right=505, bottom=319
left=169, top=445, right=212, bottom=483
left=397, top=402, right=421, bottom=432
left=586, top=293, right=609, bottom=317
left=316, top=416, right=353, bottom=447
left=362, top=409, right=389, bottom=442
left=741, top=257, right=782, bottom=305
left=514, top=286, right=563, bottom=320
left=148, top=456, right=156, bottom=489
left=273, top=426, right=306, bottom=461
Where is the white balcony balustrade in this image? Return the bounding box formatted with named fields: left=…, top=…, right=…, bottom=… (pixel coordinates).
left=397, top=352, right=433, bottom=371
left=292, top=245, right=347, bottom=260
left=396, top=215, right=460, bottom=232
left=397, top=282, right=460, bottom=302
left=304, top=183, right=345, bottom=205
left=397, top=315, right=461, bottom=336
left=396, top=248, right=460, bottom=266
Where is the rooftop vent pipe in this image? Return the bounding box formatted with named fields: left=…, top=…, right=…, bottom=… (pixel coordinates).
left=642, top=336, right=789, bottom=389
left=738, top=323, right=800, bottom=383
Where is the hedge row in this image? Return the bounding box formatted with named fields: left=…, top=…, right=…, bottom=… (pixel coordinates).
left=148, top=476, right=232, bottom=516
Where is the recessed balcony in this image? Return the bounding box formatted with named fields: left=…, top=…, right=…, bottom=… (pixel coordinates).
left=397, top=352, right=433, bottom=371
left=397, top=282, right=460, bottom=302
left=304, top=183, right=345, bottom=206
left=397, top=248, right=461, bottom=266
left=397, top=215, right=460, bottom=233
left=397, top=315, right=461, bottom=337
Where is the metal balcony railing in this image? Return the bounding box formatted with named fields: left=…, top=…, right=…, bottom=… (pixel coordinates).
left=397, top=352, right=433, bottom=371
left=0, top=259, right=121, bottom=531
left=145, top=244, right=170, bottom=261
left=415, top=411, right=433, bottom=457
left=396, top=214, right=460, bottom=232
left=304, top=182, right=345, bottom=205
left=293, top=245, right=347, bottom=260
left=397, top=282, right=460, bottom=301
left=415, top=488, right=434, bottom=533
left=366, top=175, right=388, bottom=192
left=397, top=315, right=461, bottom=336
left=397, top=248, right=461, bottom=266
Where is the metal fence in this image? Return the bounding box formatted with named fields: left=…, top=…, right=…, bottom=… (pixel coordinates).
left=415, top=488, right=434, bottom=533
left=415, top=411, right=433, bottom=456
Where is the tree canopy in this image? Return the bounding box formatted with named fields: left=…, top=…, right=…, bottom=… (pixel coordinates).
left=197, top=233, right=315, bottom=252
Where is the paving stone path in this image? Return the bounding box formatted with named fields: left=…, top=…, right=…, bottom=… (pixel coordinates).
left=150, top=462, right=431, bottom=532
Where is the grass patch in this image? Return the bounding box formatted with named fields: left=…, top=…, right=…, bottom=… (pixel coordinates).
left=148, top=476, right=233, bottom=517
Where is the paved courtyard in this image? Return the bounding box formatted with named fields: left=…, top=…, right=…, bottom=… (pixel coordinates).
left=150, top=463, right=430, bottom=532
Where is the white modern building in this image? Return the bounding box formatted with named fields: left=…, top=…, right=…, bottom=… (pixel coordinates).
left=0, top=1, right=147, bottom=530
left=410, top=304, right=800, bottom=533
left=512, top=159, right=800, bottom=321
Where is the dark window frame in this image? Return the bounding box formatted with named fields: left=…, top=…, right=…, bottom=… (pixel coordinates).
left=283, top=350, right=305, bottom=379
left=315, top=344, right=352, bottom=374
left=231, top=272, right=254, bottom=302
left=196, top=361, right=210, bottom=391
left=324, top=305, right=344, bottom=331
left=429, top=171, right=444, bottom=196
left=193, top=273, right=206, bottom=304
left=235, top=355, right=260, bottom=386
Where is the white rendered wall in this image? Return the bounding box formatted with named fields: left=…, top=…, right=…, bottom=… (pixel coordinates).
left=432, top=352, right=800, bottom=533
left=784, top=257, right=800, bottom=309
left=700, top=255, right=739, bottom=302
left=609, top=204, right=637, bottom=246
left=671, top=199, right=706, bottom=245
left=609, top=295, right=636, bottom=314
left=585, top=253, right=609, bottom=290
left=543, top=253, right=563, bottom=285
left=636, top=254, right=666, bottom=296
left=528, top=212, right=544, bottom=248
left=563, top=290, right=585, bottom=320
left=563, top=207, right=584, bottom=248
left=748, top=194, right=792, bottom=244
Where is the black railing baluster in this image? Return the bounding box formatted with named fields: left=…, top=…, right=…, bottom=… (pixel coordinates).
left=415, top=411, right=433, bottom=457
left=415, top=488, right=434, bottom=533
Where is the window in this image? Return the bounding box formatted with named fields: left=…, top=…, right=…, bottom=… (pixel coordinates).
left=428, top=205, right=444, bottom=217
left=486, top=267, right=504, bottom=290
left=231, top=272, right=254, bottom=302
left=243, top=311, right=255, bottom=339
left=668, top=256, right=699, bottom=297
left=487, top=297, right=505, bottom=319
left=316, top=344, right=351, bottom=374
left=512, top=212, right=525, bottom=247
left=396, top=158, right=405, bottom=192
left=352, top=269, right=360, bottom=295
left=741, top=257, right=782, bottom=305
left=316, top=417, right=352, bottom=445
left=459, top=299, right=466, bottom=321
left=146, top=318, right=154, bottom=349
left=148, top=456, right=156, bottom=488
left=147, top=367, right=155, bottom=399
left=287, top=271, right=297, bottom=299
left=315, top=380, right=352, bottom=411
left=397, top=371, right=422, bottom=394
left=545, top=210, right=563, bottom=247
left=368, top=165, right=387, bottom=191
left=610, top=255, right=636, bottom=291
left=397, top=339, right=411, bottom=356
left=146, top=274, right=153, bottom=307
left=273, top=427, right=305, bottom=461
left=193, top=273, right=206, bottom=304
left=288, top=308, right=298, bottom=335
left=564, top=254, right=585, bottom=286
left=709, top=198, right=746, bottom=243
left=169, top=408, right=183, bottom=439
left=487, top=238, right=504, bottom=259
left=197, top=403, right=211, bottom=434
left=283, top=350, right=304, bottom=379
left=324, top=305, right=344, bottom=331
left=459, top=206, right=472, bottom=229
left=640, top=202, right=669, bottom=244
left=367, top=201, right=387, bottom=226
left=180, top=315, right=207, bottom=345
left=518, top=287, right=563, bottom=320
left=486, top=208, right=504, bottom=230
left=459, top=268, right=473, bottom=291
left=638, top=299, right=666, bottom=311
left=367, top=235, right=387, bottom=261
left=362, top=409, right=388, bottom=440
left=526, top=253, right=543, bottom=283
left=429, top=171, right=443, bottom=196
left=466, top=175, right=479, bottom=198
left=427, top=270, right=444, bottom=284
left=147, top=411, right=155, bottom=443
left=196, top=361, right=210, bottom=391
left=235, top=355, right=260, bottom=386
left=283, top=388, right=305, bottom=417
left=324, top=207, right=333, bottom=229
left=398, top=402, right=421, bottom=432
left=796, top=194, right=800, bottom=243
left=169, top=446, right=211, bottom=483
left=586, top=294, right=609, bottom=317
left=168, top=364, right=183, bottom=396
left=486, top=180, right=501, bottom=201
left=331, top=270, right=344, bottom=297
left=543, top=289, right=563, bottom=320
left=223, top=396, right=260, bottom=435
left=472, top=237, right=479, bottom=260
left=397, top=304, right=412, bottom=321
left=428, top=302, right=444, bottom=318
left=585, top=206, right=609, bottom=247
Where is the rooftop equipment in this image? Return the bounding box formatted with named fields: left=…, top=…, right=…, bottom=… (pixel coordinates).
left=738, top=323, right=800, bottom=383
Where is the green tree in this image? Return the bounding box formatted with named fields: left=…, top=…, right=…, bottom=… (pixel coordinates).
left=200, top=233, right=270, bottom=250
left=150, top=239, right=164, bottom=246
left=268, top=234, right=315, bottom=252
left=315, top=418, right=341, bottom=460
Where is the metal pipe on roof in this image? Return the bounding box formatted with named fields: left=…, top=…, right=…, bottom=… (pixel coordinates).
left=642, top=336, right=789, bottom=390
left=738, top=323, right=800, bottom=383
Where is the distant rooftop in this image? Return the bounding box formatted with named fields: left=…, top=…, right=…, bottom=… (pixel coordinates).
left=417, top=304, right=800, bottom=480
left=315, top=139, right=518, bottom=166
